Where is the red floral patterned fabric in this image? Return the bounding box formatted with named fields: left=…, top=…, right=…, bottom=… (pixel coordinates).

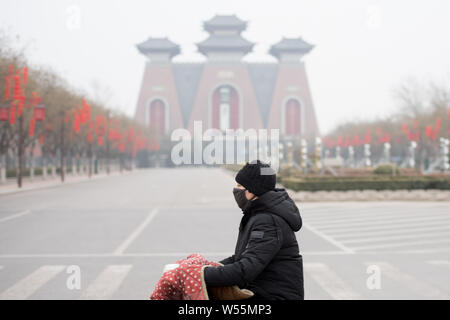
left=150, top=253, right=221, bottom=300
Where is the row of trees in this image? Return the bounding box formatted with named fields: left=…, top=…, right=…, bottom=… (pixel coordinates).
left=322, top=80, right=450, bottom=171
left=0, top=35, right=159, bottom=187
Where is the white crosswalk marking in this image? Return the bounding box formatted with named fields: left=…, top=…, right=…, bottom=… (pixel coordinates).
left=333, top=225, right=450, bottom=240
left=304, top=263, right=361, bottom=300
left=316, top=220, right=450, bottom=237
left=79, top=265, right=132, bottom=300
left=353, top=238, right=450, bottom=251
left=308, top=213, right=450, bottom=227
left=366, top=262, right=450, bottom=299
left=317, top=215, right=450, bottom=231
left=427, top=260, right=450, bottom=268
left=301, top=202, right=450, bottom=254
left=342, top=231, right=450, bottom=244
left=303, top=223, right=354, bottom=253
left=0, top=265, right=65, bottom=300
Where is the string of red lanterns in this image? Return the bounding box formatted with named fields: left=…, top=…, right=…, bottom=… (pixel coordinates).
left=324, top=116, right=448, bottom=149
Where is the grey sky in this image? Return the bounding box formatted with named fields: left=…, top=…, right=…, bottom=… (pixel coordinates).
left=1, top=0, right=449, bottom=134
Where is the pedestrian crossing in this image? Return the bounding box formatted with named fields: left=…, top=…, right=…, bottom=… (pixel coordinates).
left=79, top=265, right=133, bottom=300
left=304, top=263, right=361, bottom=299
left=0, top=265, right=65, bottom=300
left=300, top=203, right=450, bottom=253
left=0, top=260, right=448, bottom=300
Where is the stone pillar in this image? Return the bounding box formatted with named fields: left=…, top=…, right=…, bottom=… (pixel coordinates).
left=51, top=156, right=57, bottom=178
left=0, top=153, right=6, bottom=184
left=30, top=157, right=35, bottom=182
left=43, top=157, right=48, bottom=180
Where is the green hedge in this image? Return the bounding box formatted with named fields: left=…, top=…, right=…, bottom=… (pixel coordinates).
left=280, top=176, right=450, bottom=191
left=373, top=164, right=397, bottom=175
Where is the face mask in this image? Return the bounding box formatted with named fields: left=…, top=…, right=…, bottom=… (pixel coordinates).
left=233, top=188, right=252, bottom=211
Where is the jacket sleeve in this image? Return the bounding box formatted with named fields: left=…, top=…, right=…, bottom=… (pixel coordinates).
left=219, top=255, right=235, bottom=265
left=204, top=216, right=282, bottom=287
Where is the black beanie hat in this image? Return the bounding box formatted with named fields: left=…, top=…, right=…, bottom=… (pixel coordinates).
left=235, top=160, right=276, bottom=196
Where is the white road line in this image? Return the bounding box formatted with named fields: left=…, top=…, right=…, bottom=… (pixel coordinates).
left=304, top=209, right=430, bottom=221
left=79, top=265, right=132, bottom=300
left=342, top=231, right=450, bottom=244
left=302, top=206, right=417, bottom=217
left=113, top=207, right=159, bottom=256
left=306, top=211, right=450, bottom=225
left=317, top=219, right=450, bottom=235
left=333, top=225, right=450, bottom=240
left=315, top=215, right=450, bottom=230
left=354, top=238, right=450, bottom=251
left=302, top=223, right=355, bottom=254
left=304, top=263, right=361, bottom=300
left=366, top=262, right=450, bottom=299
left=427, top=260, right=450, bottom=267
left=0, top=265, right=65, bottom=300
left=0, top=210, right=31, bottom=224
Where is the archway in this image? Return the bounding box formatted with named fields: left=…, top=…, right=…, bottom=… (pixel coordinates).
left=211, top=85, right=239, bottom=130
left=284, top=98, right=301, bottom=136
left=149, top=99, right=166, bottom=135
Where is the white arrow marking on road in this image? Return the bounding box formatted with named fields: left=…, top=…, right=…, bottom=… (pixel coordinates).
left=113, top=207, right=159, bottom=256
left=0, top=265, right=65, bottom=300
left=79, top=265, right=132, bottom=300
left=0, top=210, right=32, bottom=224
left=366, top=262, right=450, bottom=299
left=304, top=263, right=361, bottom=300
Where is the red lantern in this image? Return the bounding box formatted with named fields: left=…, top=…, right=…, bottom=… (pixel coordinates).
left=364, top=132, right=371, bottom=144
left=401, top=123, right=408, bottom=133
left=9, top=102, right=16, bottom=125
left=13, top=74, right=21, bottom=101
left=4, top=76, right=11, bottom=100
left=34, top=106, right=46, bottom=121
left=29, top=118, right=35, bottom=137
left=22, top=67, right=28, bottom=87
left=87, top=131, right=93, bottom=143
left=425, top=126, right=433, bottom=138
left=0, top=107, right=9, bottom=121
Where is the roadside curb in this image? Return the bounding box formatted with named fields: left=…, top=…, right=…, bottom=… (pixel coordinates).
left=0, top=170, right=138, bottom=196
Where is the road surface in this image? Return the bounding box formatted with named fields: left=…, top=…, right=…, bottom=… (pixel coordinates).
left=0, top=168, right=449, bottom=299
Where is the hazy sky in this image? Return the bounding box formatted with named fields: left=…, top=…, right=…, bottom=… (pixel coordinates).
left=1, top=0, right=449, bottom=134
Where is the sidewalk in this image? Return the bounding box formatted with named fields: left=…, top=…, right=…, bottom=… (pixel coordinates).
left=0, top=170, right=136, bottom=196
left=286, top=188, right=450, bottom=202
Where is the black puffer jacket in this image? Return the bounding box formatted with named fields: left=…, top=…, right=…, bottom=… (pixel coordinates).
left=204, top=188, right=304, bottom=300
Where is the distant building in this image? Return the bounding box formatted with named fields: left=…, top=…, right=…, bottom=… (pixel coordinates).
left=134, top=14, right=320, bottom=139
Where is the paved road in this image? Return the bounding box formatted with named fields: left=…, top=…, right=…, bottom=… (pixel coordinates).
left=0, top=168, right=449, bottom=300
